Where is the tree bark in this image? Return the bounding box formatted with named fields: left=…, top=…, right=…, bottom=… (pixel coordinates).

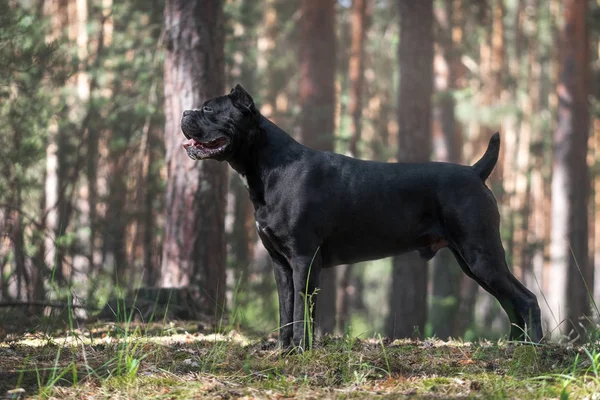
left=430, top=0, right=464, bottom=340
left=548, top=0, right=592, bottom=338
left=348, top=0, right=369, bottom=157
left=519, top=0, right=544, bottom=315
left=86, top=0, right=110, bottom=285
left=143, top=127, right=161, bottom=287
left=386, top=0, right=433, bottom=340
left=229, top=0, right=261, bottom=302
left=334, top=0, right=371, bottom=336
left=10, top=162, right=27, bottom=300
left=104, top=154, right=128, bottom=287
left=31, top=170, right=48, bottom=305
left=161, top=0, right=227, bottom=318
left=43, top=0, right=69, bottom=285
left=299, top=0, right=337, bottom=335
left=474, top=0, right=506, bottom=333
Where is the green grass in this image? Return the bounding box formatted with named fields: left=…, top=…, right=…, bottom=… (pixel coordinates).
left=1, top=321, right=598, bottom=399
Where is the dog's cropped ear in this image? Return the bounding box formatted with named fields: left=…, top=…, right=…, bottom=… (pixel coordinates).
left=230, top=84, right=256, bottom=114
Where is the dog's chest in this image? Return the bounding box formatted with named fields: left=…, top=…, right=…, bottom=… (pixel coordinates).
left=254, top=210, right=293, bottom=259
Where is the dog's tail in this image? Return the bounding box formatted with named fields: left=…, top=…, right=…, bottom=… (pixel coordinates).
left=472, top=132, right=500, bottom=182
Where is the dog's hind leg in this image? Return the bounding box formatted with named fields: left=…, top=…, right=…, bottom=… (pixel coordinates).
left=451, top=240, right=542, bottom=342
left=444, top=186, right=543, bottom=342
left=450, top=248, right=526, bottom=340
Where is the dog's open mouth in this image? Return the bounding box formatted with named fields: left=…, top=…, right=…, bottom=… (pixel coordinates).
left=182, top=137, right=229, bottom=160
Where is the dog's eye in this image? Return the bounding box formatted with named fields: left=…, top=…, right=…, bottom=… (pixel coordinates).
left=203, top=106, right=214, bottom=113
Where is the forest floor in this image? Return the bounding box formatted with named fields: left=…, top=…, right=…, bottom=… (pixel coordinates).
left=0, top=316, right=598, bottom=399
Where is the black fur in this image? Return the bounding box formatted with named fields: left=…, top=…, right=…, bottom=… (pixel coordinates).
left=181, top=84, right=543, bottom=349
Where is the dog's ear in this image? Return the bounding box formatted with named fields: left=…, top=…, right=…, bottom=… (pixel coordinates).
left=230, top=84, right=256, bottom=114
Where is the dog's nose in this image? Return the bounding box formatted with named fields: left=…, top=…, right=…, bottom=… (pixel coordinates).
left=183, top=110, right=193, bottom=117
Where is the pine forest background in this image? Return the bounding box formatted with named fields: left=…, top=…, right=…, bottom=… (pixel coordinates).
left=1, top=0, right=599, bottom=342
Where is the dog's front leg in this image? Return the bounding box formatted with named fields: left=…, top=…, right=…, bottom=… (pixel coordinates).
left=272, top=259, right=294, bottom=350
left=292, top=252, right=322, bottom=351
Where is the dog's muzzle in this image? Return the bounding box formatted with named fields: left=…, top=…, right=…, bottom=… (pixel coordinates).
left=182, top=137, right=230, bottom=160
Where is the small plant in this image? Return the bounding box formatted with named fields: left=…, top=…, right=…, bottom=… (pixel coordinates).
left=299, top=246, right=321, bottom=352
left=378, top=334, right=392, bottom=377
left=90, top=284, right=161, bottom=382
left=352, top=368, right=369, bottom=386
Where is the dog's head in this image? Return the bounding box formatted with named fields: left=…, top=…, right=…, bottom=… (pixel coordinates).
left=181, top=84, right=258, bottom=161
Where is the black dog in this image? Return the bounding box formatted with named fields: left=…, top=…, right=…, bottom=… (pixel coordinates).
left=181, top=85, right=543, bottom=349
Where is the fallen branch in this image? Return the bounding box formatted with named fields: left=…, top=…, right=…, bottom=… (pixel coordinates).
left=0, top=301, right=98, bottom=310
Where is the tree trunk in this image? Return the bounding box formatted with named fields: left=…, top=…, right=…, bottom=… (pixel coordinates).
left=257, top=0, right=300, bottom=127
left=519, top=0, right=545, bottom=316
left=87, top=1, right=108, bottom=288
left=43, top=0, right=69, bottom=285
left=348, top=0, right=369, bottom=157
left=474, top=0, right=506, bottom=334
left=31, top=170, right=48, bottom=305
left=104, top=156, right=128, bottom=288
left=334, top=0, right=371, bottom=336
left=299, top=0, right=337, bottom=335
left=161, top=0, right=227, bottom=318
left=10, top=157, right=27, bottom=300
left=430, top=0, right=464, bottom=340
left=548, top=0, right=592, bottom=338
left=143, top=128, right=161, bottom=287
left=386, top=0, right=433, bottom=340
left=229, top=0, right=261, bottom=303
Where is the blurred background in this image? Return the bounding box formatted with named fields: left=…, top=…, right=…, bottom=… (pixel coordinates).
left=1, top=0, right=598, bottom=342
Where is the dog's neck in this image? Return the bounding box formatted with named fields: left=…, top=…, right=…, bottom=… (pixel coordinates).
left=228, top=114, right=306, bottom=207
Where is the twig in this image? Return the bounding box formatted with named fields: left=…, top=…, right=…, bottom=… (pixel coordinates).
left=0, top=301, right=98, bottom=310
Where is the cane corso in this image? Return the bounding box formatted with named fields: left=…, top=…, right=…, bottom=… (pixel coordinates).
left=181, top=84, right=543, bottom=350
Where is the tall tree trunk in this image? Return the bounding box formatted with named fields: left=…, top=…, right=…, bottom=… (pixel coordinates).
left=143, top=127, right=161, bottom=286
left=84, top=0, right=113, bottom=293
left=386, top=0, right=433, bottom=340
left=487, top=0, right=505, bottom=190
left=348, top=0, right=368, bottom=157
left=519, top=0, right=545, bottom=317
left=44, top=0, right=69, bottom=285
left=430, top=0, right=463, bottom=340
left=502, top=0, right=523, bottom=282
left=450, top=0, right=477, bottom=339
left=9, top=148, right=27, bottom=300
left=299, top=0, right=337, bottom=335
left=474, top=0, right=506, bottom=333
left=43, top=0, right=89, bottom=287
left=548, top=0, right=592, bottom=338
left=31, top=170, right=48, bottom=305
left=69, top=0, right=91, bottom=289
left=133, top=101, right=158, bottom=288
left=335, top=0, right=371, bottom=336
left=257, top=0, right=299, bottom=127
left=542, top=0, right=560, bottom=306
left=161, top=0, right=227, bottom=318
left=104, top=156, right=128, bottom=287
left=85, top=0, right=109, bottom=286
left=229, top=0, right=261, bottom=303
left=594, top=109, right=600, bottom=307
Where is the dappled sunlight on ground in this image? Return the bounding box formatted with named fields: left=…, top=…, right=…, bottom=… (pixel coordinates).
left=1, top=321, right=596, bottom=399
